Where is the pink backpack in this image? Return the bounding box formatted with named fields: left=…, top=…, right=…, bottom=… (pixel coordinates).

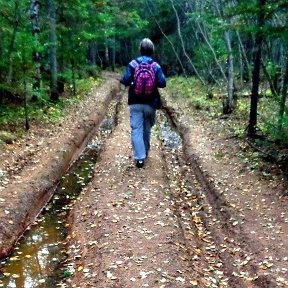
left=132, top=60, right=156, bottom=96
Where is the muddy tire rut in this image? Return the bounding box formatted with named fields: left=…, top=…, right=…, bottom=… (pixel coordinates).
left=67, top=91, right=248, bottom=287
left=68, top=93, right=197, bottom=287
left=1, top=76, right=287, bottom=287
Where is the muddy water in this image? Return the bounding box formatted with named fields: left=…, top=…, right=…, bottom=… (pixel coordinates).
left=159, top=111, right=182, bottom=150
left=0, top=105, right=117, bottom=288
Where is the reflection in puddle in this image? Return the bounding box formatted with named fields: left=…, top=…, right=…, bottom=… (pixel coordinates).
left=0, top=151, right=96, bottom=288
left=0, top=113, right=116, bottom=287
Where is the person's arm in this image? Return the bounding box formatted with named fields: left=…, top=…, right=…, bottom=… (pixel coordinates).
left=155, top=64, right=166, bottom=88
left=120, top=63, right=134, bottom=86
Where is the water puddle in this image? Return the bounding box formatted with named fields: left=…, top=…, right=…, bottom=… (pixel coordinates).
left=0, top=99, right=120, bottom=288
left=159, top=111, right=182, bottom=150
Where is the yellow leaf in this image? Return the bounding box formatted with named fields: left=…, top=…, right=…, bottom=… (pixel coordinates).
left=190, top=280, right=198, bottom=286
left=12, top=274, right=20, bottom=279
left=202, top=238, right=212, bottom=243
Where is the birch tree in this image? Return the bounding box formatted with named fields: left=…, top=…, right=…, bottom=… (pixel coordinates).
left=169, top=0, right=205, bottom=85
left=145, top=0, right=187, bottom=76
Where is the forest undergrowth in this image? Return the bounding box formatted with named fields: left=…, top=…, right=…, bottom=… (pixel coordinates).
left=167, top=76, right=288, bottom=189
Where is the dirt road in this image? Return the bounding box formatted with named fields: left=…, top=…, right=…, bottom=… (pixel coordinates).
left=69, top=96, right=188, bottom=286
left=67, top=87, right=288, bottom=288
left=0, top=76, right=287, bottom=287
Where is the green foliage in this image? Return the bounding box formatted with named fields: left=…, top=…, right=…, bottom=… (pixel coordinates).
left=168, top=75, right=285, bottom=147
left=0, top=0, right=286, bottom=152
left=75, top=77, right=101, bottom=95
left=167, top=77, right=220, bottom=114
left=0, top=131, right=17, bottom=144
left=262, top=114, right=288, bottom=145
left=62, top=270, right=72, bottom=278
left=0, top=78, right=98, bottom=140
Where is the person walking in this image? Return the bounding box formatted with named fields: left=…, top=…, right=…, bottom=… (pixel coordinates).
left=120, top=38, right=166, bottom=168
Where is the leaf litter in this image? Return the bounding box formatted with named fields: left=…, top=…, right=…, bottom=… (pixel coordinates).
left=64, top=95, right=231, bottom=288
left=0, top=77, right=287, bottom=287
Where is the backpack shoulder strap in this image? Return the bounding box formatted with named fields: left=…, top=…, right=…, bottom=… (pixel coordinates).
left=130, top=59, right=139, bottom=69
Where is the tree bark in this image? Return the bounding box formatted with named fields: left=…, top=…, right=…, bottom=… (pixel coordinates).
left=278, top=53, right=288, bottom=129
left=89, top=41, right=97, bottom=66
left=30, top=0, right=41, bottom=92
left=223, top=30, right=234, bottom=114
left=196, top=21, right=228, bottom=82
left=170, top=0, right=205, bottom=85
left=104, top=39, right=109, bottom=69
left=46, top=0, right=58, bottom=100
left=145, top=0, right=187, bottom=77
left=112, top=35, right=116, bottom=72
left=71, top=59, right=76, bottom=96
left=247, top=0, right=266, bottom=136
left=6, top=0, right=20, bottom=84
left=236, top=31, right=252, bottom=81
left=189, top=21, right=220, bottom=85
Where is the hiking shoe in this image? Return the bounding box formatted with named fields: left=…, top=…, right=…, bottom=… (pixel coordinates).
left=136, top=160, right=144, bottom=168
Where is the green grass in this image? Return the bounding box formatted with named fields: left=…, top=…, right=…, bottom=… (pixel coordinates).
left=167, top=76, right=288, bottom=145
left=0, top=77, right=101, bottom=140
left=167, top=76, right=221, bottom=116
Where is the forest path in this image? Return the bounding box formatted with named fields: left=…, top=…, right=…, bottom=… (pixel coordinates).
left=68, top=92, right=202, bottom=287
left=67, top=82, right=288, bottom=288
left=0, top=75, right=287, bottom=287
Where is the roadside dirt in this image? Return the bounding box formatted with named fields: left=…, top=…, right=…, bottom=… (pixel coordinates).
left=0, top=76, right=119, bottom=258
left=0, top=74, right=287, bottom=287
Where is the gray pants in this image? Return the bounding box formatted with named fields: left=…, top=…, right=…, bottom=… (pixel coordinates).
left=129, top=104, right=156, bottom=161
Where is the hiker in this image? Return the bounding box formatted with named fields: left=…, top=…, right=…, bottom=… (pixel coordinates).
left=120, top=38, right=166, bottom=168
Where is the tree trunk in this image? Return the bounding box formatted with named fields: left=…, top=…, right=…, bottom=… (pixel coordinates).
left=104, top=39, right=109, bottom=69
left=30, top=0, right=41, bottom=92
left=196, top=21, right=228, bottom=82
left=112, top=35, right=116, bottom=72
left=239, top=42, right=243, bottom=85
left=247, top=0, right=266, bottom=136
left=46, top=0, right=58, bottom=100
left=170, top=0, right=205, bottom=85
left=278, top=53, right=288, bottom=130
left=71, top=59, right=76, bottom=96
left=223, top=30, right=234, bottom=114
left=190, top=23, right=220, bottom=85
left=6, top=0, right=20, bottom=84
left=21, top=39, right=29, bottom=130
left=236, top=31, right=252, bottom=81
left=145, top=0, right=187, bottom=77
left=261, top=62, right=278, bottom=97
left=89, top=41, right=97, bottom=66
